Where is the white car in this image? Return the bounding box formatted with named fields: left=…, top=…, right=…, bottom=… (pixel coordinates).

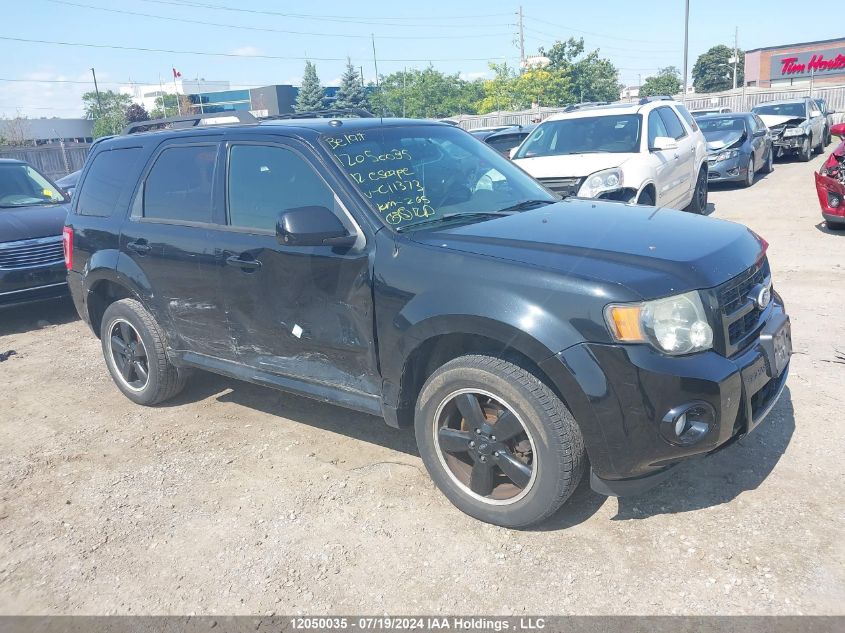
left=512, top=98, right=709, bottom=213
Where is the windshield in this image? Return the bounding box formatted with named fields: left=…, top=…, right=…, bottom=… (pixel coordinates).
left=753, top=102, right=806, bottom=119
left=698, top=116, right=747, bottom=139
left=0, top=164, right=65, bottom=208
left=514, top=114, right=642, bottom=158
left=322, top=125, right=554, bottom=231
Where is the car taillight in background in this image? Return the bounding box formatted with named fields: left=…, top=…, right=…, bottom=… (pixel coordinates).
left=62, top=226, right=73, bottom=270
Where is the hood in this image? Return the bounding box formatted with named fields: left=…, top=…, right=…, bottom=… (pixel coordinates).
left=410, top=200, right=764, bottom=299
left=0, top=203, right=69, bottom=243
left=704, top=130, right=745, bottom=152
left=514, top=153, right=639, bottom=179
left=758, top=114, right=805, bottom=129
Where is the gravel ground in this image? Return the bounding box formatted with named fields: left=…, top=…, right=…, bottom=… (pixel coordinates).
left=0, top=148, right=843, bottom=616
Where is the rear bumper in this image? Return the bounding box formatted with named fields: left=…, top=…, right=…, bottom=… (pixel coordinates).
left=539, top=300, right=790, bottom=496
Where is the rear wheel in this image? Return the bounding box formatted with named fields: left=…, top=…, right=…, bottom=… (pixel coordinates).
left=101, top=298, right=187, bottom=405
left=414, top=355, right=585, bottom=528
left=685, top=168, right=708, bottom=214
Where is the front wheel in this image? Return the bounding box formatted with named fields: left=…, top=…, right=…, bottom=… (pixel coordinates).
left=762, top=145, right=774, bottom=174
left=685, top=168, right=708, bottom=214
left=742, top=157, right=755, bottom=188
left=415, top=355, right=585, bottom=528
left=799, top=137, right=812, bottom=162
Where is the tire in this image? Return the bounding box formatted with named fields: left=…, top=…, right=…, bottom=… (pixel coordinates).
left=799, top=137, right=812, bottom=162
left=814, top=132, right=824, bottom=154
left=763, top=145, right=774, bottom=174
left=414, top=355, right=585, bottom=528
left=100, top=298, right=187, bottom=405
left=824, top=128, right=832, bottom=147
left=685, top=167, right=708, bottom=214
left=741, top=156, right=755, bottom=188
left=636, top=188, right=655, bottom=206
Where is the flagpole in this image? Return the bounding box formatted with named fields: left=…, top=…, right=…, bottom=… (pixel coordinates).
left=173, top=66, right=182, bottom=116
left=158, top=74, right=166, bottom=117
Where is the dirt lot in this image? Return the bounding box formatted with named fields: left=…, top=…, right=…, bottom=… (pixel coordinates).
left=1, top=148, right=843, bottom=616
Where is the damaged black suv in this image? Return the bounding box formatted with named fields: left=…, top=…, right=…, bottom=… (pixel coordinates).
left=65, top=113, right=791, bottom=527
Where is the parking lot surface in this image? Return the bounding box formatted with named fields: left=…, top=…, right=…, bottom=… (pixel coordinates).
left=1, top=149, right=843, bottom=615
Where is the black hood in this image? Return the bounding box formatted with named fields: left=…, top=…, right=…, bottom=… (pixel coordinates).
left=410, top=199, right=764, bottom=299
left=704, top=130, right=745, bottom=152
left=0, top=203, right=69, bottom=243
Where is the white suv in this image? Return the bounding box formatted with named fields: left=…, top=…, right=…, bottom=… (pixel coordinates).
left=512, top=98, right=709, bottom=213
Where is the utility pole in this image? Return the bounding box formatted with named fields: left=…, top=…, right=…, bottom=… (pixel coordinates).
left=402, top=67, right=407, bottom=118
left=371, top=34, right=382, bottom=117
left=732, top=26, right=739, bottom=90
left=90, top=67, right=103, bottom=116
left=516, top=5, right=525, bottom=68
left=681, top=0, right=689, bottom=104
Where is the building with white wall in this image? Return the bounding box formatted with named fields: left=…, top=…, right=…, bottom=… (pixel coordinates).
left=120, top=79, right=231, bottom=113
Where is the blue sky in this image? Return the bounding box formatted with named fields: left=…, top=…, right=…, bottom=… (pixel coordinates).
left=0, top=0, right=840, bottom=118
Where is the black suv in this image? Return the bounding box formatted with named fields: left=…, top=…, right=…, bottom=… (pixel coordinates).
left=65, top=113, right=791, bottom=527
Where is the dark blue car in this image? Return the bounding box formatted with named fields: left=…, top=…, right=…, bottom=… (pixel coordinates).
left=0, top=159, right=70, bottom=308
left=698, top=113, right=774, bottom=187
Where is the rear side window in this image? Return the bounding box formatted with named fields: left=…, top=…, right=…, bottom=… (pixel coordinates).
left=143, top=145, right=216, bottom=223
left=227, top=144, right=335, bottom=232
left=76, top=147, right=143, bottom=217
left=658, top=107, right=687, bottom=140
left=674, top=104, right=699, bottom=132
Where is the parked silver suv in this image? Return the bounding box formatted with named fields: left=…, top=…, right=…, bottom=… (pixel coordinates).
left=752, top=98, right=826, bottom=162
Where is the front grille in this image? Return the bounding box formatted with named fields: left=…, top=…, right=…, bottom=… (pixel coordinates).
left=537, top=177, right=584, bottom=198
left=714, top=258, right=771, bottom=355
left=0, top=236, right=64, bottom=270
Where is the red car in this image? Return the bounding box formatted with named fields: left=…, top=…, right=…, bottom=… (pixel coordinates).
left=815, top=122, right=845, bottom=229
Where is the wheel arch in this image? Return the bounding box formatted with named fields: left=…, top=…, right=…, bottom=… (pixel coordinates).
left=82, top=252, right=155, bottom=337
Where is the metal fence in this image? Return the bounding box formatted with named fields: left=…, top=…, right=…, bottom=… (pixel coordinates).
left=0, top=143, right=90, bottom=180
left=456, top=84, right=845, bottom=130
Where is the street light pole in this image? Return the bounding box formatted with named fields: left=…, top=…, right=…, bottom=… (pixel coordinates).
left=682, top=0, right=689, bottom=104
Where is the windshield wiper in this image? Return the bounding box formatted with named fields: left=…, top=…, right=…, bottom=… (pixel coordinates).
left=493, top=199, right=556, bottom=213
left=397, top=211, right=514, bottom=232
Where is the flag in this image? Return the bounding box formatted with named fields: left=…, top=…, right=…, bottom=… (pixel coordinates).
left=172, top=67, right=182, bottom=78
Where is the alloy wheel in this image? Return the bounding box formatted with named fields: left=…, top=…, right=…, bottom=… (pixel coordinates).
left=433, top=389, right=537, bottom=505
left=107, top=319, right=150, bottom=392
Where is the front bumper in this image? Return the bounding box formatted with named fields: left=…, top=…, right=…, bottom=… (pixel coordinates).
left=0, top=262, right=68, bottom=309
left=707, top=154, right=747, bottom=182
left=772, top=134, right=805, bottom=152
left=814, top=171, right=845, bottom=225
left=539, top=300, right=790, bottom=496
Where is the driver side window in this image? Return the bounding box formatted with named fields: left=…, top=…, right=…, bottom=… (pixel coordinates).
left=227, top=144, right=336, bottom=232
left=647, top=110, right=669, bottom=148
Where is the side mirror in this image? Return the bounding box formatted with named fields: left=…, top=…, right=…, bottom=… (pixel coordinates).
left=832, top=123, right=845, bottom=139
left=650, top=136, right=678, bottom=152
left=828, top=108, right=836, bottom=115
left=810, top=110, right=822, bottom=118
left=276, top=206, right=356, bottom=248
left=509, top=147, right=519, bottom=159
left=753, top=128, right=767, bottom=137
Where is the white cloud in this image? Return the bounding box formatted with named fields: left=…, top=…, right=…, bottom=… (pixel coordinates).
left=460, top=70, right=492, bottom=81
left=229, top=46, right=261, bottom=57
left=0, top=69, right=96, bottom=119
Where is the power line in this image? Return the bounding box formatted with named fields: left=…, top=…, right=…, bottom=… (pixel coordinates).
left=139, top=0, right=512, bottom=26
left=522, top=14, right=669, bottom=45
left=0, top=34, right=518, bottom=63
left=44, top=0, right=513, bottom=40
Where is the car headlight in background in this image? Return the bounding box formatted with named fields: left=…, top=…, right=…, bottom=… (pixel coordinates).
left=782, top=127, right=805, bottom=138
left=604, top=291, right=714, bottom=355
left=709, top=149, right=739, bottom=163
left=577, top=168, right=623, bottom=198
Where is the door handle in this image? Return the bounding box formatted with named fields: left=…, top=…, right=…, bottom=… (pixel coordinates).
left=225, top=254, right=262, bottom=271
left=126, top=239, right=151, bottom=255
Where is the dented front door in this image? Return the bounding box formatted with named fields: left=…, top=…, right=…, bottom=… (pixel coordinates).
left=215, top=139, right=380, bottom=397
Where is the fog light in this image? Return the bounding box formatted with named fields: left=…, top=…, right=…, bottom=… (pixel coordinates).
left=828, top=192, right=841, bottom=208
left=660, top=402, right=715, bottom=446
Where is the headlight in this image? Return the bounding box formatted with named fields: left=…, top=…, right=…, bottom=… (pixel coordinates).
left=577, top=168, right=623, bottom=198
left=709, top=149, right=739, bottom=163
left=782, top=127, right=805, bottom=138
left=604, top=290, right=714, bottom=355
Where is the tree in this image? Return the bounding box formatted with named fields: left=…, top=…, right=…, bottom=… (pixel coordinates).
left=334, top=58, right=369, bottom=111
left=296, top=61, right=325, bottom=112
left=125, top=103, right=150, bottom=123
left=540, top=37, right=621, bottom=103
left=82, top=89, right=133, bottom=137
left=693, top=44, right=744, bottom=93
left=369, top=66, right=480, bottom=118
left=512, top=67, right=573, bottom=109
left=640, top=66, right=682, bottom=98
left=0, top=111, right=32, bottom=146
left=150, top=93, right=193, bottom=119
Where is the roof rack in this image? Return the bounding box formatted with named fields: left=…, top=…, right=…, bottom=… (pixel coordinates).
left=122, top=111, right=257, bottom=135
left=563, top=101, right=611, bottom=112
left=261, top=108, right=375, bottom=120
left=638, top=96, right=674, bottom=105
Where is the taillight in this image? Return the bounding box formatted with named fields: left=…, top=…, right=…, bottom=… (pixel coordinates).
left=62, top=226, right=73, bottom=270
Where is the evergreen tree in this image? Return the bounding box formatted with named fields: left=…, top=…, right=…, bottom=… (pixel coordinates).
left=334, top=58, right=369, bottom=111
left=296, top=61, right=325, bottom=112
